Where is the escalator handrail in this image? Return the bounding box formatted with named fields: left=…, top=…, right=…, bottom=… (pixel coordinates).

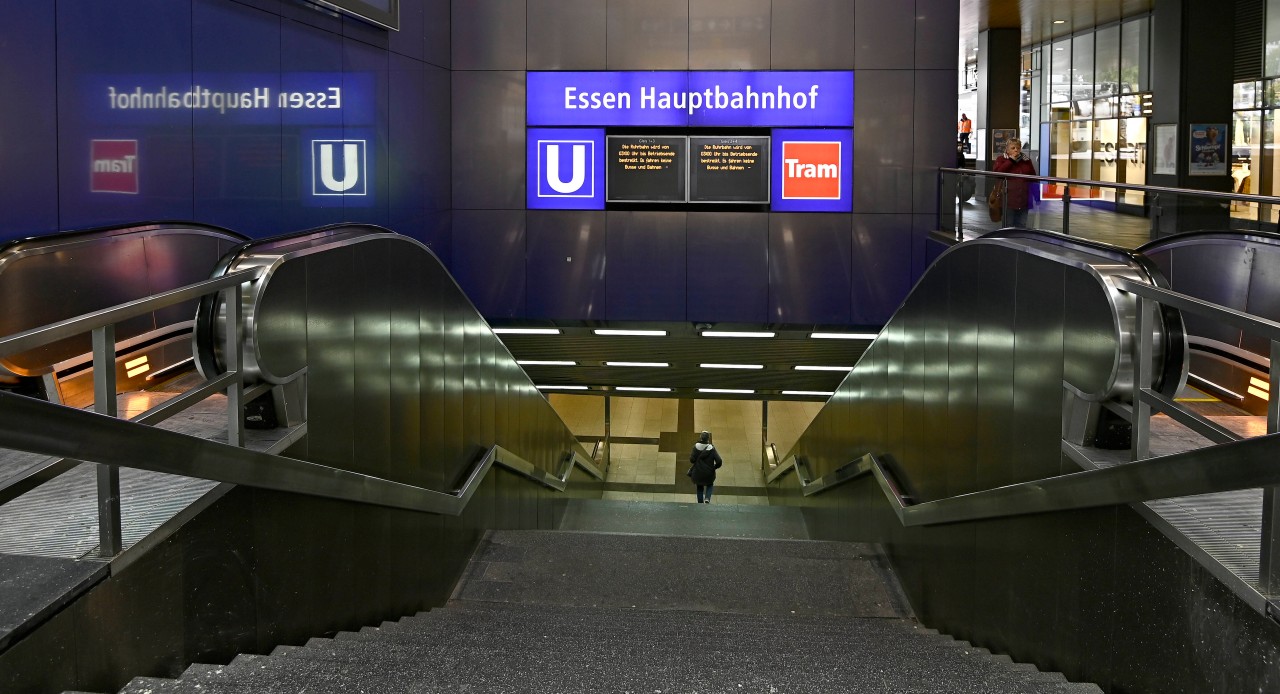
left=0, top=388, right=602, bottom=516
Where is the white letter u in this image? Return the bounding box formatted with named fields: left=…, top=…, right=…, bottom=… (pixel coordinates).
left=319, top=143, right=359, bottom=192
left=545, top=144, right=586, bottom=194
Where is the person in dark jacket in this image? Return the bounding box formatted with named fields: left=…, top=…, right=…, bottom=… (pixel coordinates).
left=688, top=430, right=723, bottom=504
left=992, top=139, right=1036, bottom=228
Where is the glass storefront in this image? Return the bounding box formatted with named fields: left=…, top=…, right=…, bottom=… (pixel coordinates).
left=1026, top=16, right=1151, bottom=210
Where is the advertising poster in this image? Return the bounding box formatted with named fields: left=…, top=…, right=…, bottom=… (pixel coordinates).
left=1188, top=123, right=1227, bottom=176
left=991, top=128, right=1018, bottom=159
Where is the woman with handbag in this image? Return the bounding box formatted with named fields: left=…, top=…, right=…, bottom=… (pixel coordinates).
left=992, top=140, right=1036, bottom=228
left=688, top=430, right=723, bottom=504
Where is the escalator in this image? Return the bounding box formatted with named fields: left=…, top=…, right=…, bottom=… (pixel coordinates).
left=1, top=226, right=1279, bottom=692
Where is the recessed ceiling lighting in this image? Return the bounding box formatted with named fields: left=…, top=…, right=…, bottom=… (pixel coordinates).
left=700, top=363, right=764, bottom=369
left=809, top=332, right=877, bottom=340
left=594, top=329, right=667, bottom=336
left=699, top=388, right=755, bottom=394
left=518, top=360, right=577, bottom=366
left=782, top=390, right=834, bottom=396
left=494, top=328, right=561, bottom=335
left=605, top=361, right=668, bottom=367
left=615, top=386, right=672, bottom=392
left=537, top=385, right=588, bottom=390
left=701, top=331, right=776, bottom=338
left=794, top=365, right=852, bottom=371
left=1053, top=19, right=1066, bottom=24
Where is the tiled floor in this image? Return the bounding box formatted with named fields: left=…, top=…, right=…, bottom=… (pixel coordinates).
left=548, top=394, right=822, bottom=505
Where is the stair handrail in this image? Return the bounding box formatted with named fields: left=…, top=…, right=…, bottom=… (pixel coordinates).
left=0, top=388, right=602, bottom=516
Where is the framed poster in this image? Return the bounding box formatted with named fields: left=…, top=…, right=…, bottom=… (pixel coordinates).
left=991, top=128, right=1018, bottom=159
left=1188, top=123, right=1227, bottom=176
left=1153, top=124, right=1177, bottom=176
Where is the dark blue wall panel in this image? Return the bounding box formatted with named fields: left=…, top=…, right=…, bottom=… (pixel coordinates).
left=343, top=36, right=391, bottom=228
left=525, top=211, right=607, bottom=320
left=605, top=211, right=687, bottom=321
left=452, top=210, right=526, bottom=318
left=58, top=1, right=196, bottom=229
left=687, top=213, right=768, bottom=323
left=279, top=17, right=346, bottom=232
left=852, top=214, right=914, bottom=325
left=192, top=0, right=285, bottom=236
left=769, top=214, right=853, bottom=324
left=0, top=3, right=58, bottom=239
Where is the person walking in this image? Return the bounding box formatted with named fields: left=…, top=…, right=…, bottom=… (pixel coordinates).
left=688, top=430, right=723, bottom=504
left=992, top=139, right=1036, bottom=228
left=958, top=114, right=972, bottom=152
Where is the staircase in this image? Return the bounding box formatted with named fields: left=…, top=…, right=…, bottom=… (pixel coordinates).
left=92, top=501, right=1102, bottom=693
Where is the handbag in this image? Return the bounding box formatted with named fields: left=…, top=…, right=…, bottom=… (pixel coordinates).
left=987, top=181, right=1004, bottom=223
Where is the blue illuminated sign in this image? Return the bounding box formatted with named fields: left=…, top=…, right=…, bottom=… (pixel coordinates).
left=304, top=128, right=375, bottom=207
left=527, top=71, right=853, bottom=127
left=527, top=128, right=606, bottom=210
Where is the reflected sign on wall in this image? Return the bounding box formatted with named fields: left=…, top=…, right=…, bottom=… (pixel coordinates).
left=527, top=128, right=605, bottom=210
left=770, top=129, right=852, bottom=212
left=90, top=139, right=139, bottom=194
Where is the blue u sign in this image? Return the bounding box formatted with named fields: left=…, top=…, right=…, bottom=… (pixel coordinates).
left=527, top=128, right=605, bottom=209
left=312, top=139, right=367, bottom=196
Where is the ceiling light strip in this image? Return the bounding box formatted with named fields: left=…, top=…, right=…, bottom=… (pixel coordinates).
left=536, top=385, right=588, bottom=390
left=699, top=388, right=755, bottom=394
left=700, top=363, right=764, bottom=370
left=782, top=390, right=834, bottom=396
left=809, top=332, right=877, bottom=340
left=518, top=360, right=577, bottom=366
left=494, top=328, right=561, bottom=335
left=605, top=361, right=669, bottom=367
left=593, top=329, right=667, bottom=336
left=793, top=365, right=852, bottom=371
left=615, top=386, right=672, bottom=392
left=701, top=331, right=776, bottom=338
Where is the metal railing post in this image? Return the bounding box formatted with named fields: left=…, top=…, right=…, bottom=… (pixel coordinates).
left=223, top=284, right=244, bottom=448
left=92, top=324, right=122, bottom=557
left=761, top=400, right=769, bottom=471
left=1130, top=295, right=1154, bottom=461
left=1260, top=340, right=1280, bottom=593
left=1061, top=185, right=1072, bottom=236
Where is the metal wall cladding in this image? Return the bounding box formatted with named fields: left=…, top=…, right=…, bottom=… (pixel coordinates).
left=0, top=3, right=57, bottom=237
left=851, top=214, right=914, bottom=325
left=528, top=0, right=607, bottom=70
left=686, top=212, right=769, bottom=323
left=912, top=70, right=959, bottom=215
left=853, top=71, right=915, bottom=215
left=689, top=0, right=772, bottom=70
left=606, top=0, right=690, bottom=70
left=768, top=236, right=1280, bottom=693
left=452, top=71, right=526, bottom=210
left=854, top=0, right=914, bottom=70
left=450, top=210, right=528, bottom=318
left=913, top=0, right=960, bottom=70
left=769, top=0, right=855, bottom=69
left=452, top=0, right=527, bottom=70
left=605, top=211, right=688, bottom=320
left=768, top=214, right=853, bottom=325
left=525, top=211, right=608, bottom=320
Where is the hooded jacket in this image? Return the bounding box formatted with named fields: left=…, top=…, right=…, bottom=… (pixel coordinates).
left=688, top=441, right=723, bottom=486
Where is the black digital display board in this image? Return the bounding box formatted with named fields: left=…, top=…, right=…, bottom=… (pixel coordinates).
left=688, top=136, right=770, bottom=203
left=606, top=136, right=687, bottom=203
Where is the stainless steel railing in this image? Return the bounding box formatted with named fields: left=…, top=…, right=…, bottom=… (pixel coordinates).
left=0, top=268, right=267, bottom=556
left=938, top=167, right=1280, bottom=246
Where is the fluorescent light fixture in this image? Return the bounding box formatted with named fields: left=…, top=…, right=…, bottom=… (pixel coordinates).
left=593, top=329, right=667, bottom=336
left=810, top=332, right=878, bottom=340
left=125, top=356, right=149, bottom=369
left=699, top=388, right=755, bottom=394
left=517, top=360, right=577, bottom=366
left=615, top=386, right=672, bottom=392
left=1249, top=376, right=1271, bottom=391
left=782, top=390, right=834, bottom=396
left=1053, top=19, right=1066, bottom=24
left=605, top=361, right=669, bottom=367
left=494, top=328, right=561, bottom=335
left=1248, top=386, right=1270, bottom=401
left=700, top=363, right=764, bottom=370
left=701, top=331, right=776, bottom=338
left=536, top=385, right=588, bottom=390
left=794, top=365, right=852, bottom=371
